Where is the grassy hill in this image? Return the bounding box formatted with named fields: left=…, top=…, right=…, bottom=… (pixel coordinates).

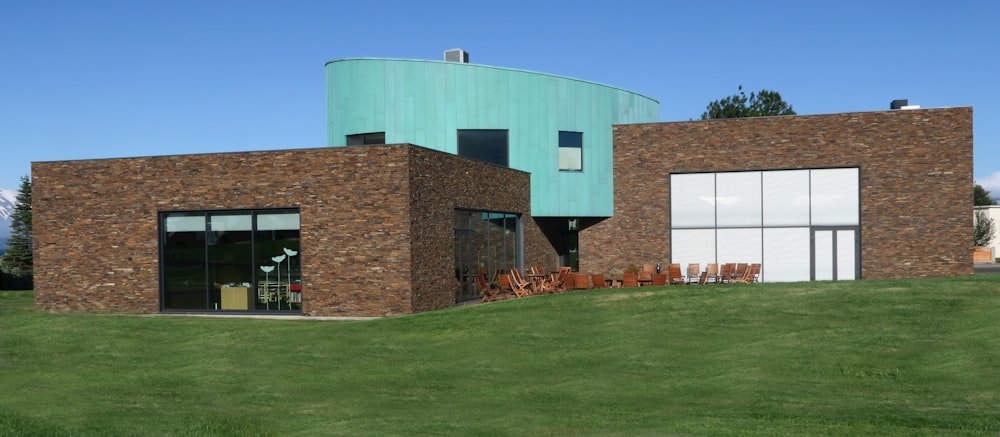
left=2, top=276, right=999, bottom=436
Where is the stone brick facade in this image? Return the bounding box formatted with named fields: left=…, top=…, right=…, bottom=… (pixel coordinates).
left=582, top=107, right=973, bottom=280
left=33, top=144, right=544, bottom=317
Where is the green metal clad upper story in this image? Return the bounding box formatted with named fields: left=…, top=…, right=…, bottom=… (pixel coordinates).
left=325, top=55, right=659, bottom=218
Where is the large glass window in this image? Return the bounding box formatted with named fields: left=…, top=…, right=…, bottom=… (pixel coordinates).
left=458, top=129, right=508, bottom=167
left=346, top=132, right=385, bottom=145
left=160, top=209, right=301, bottom=312
left=558, top=131, right=583, bottom=171
left=670, top=173, right=716, bottom=228
left=454, top=209, right=520, bottom=302
left=670, top=168, right=859, bottom=282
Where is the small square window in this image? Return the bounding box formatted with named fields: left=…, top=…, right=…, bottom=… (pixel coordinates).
left=558, top=131, right=582, bottom=171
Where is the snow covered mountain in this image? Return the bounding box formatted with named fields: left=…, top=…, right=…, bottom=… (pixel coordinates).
left=0, top=189, right=17, bottom=253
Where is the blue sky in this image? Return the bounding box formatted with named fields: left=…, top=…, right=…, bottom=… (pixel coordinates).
left=2, top=0, right=998, bottom=194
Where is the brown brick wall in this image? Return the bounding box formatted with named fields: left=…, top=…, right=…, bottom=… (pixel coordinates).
left=407, top=146, right=538, bottom=313
left=582, top=107, right=973, bottom=279
left=32, top=144, right=535, bottom=316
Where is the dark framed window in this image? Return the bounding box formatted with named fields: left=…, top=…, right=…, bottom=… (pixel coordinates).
left=457, top=129, right=508, bottom=167
left=160, top=208, right=301, bottom=313
left=558, top=131, right=583, bottom=171
left=346, top=132, right=385, bottom=145
left=454, top=209, right=521, bottom=303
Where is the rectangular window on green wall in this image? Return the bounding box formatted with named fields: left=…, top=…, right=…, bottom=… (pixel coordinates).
left=346, top=132, right=385, bottom=145
left=458, top=129, right=508, bottom=167
left=558, top=131, right=583, bottom=171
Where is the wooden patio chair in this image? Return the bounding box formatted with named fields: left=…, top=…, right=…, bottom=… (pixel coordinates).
left=732, top=263, right=748, bottom=282
left=734, top=263, right=761, bottom=283
left=668, top=263, right=685, bottom=285
left=476, top=273, right=502, bottom=302
left=553, top=266, right=572, bottom=292
left=637, top=270, right=653, bottom=286
left=718, top=263, right=735, bottom=283
left=652, top=273, right=668, bottom=286
left=572, top=273, right=591, bottom=290
left=498, top=274, right=529, bottom=298
left=621, top=272, right=639, bottom=288
left=591, top=273, right=609, bottom=288
left=514, top=268, right=539, bottom=294
left=705, top=263, right=719, bottom=284
left=686, top=263, right=701, bottom=284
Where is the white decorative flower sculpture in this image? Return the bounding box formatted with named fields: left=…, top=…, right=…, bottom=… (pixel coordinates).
left=282, top=248, right=298, bottom=284
left=259, top=265, right=276, bottom=309
left=272, top=254, right=287, bottom=296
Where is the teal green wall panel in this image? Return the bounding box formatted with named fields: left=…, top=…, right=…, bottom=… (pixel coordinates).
left=326, top=58, right=659, bottom=217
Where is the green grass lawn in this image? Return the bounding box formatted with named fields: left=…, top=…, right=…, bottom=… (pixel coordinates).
left=2, top=276, right=1000, bottom=436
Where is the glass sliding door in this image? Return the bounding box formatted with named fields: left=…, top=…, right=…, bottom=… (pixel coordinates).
left=255, top=212, right=302, bottom=311
left=160, top=208, right=301, bottom=312
left=162, top=213, right=208, bottom=309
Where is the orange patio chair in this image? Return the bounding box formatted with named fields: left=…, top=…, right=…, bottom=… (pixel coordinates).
left=652, top=273, right=668, bottom=286
left=686, top=263, right=701, bottom=284
left=510, top=268, right=535, bottom=294
left=476, top=274, right=502, bottom=302
left=591, top=273, right=609, bottom=288
left=732, top=263, right=748, bottom=282
left=621, top=272, right=639, bottom=288
left=668, top=264, right=685, bottom=285
left=553, top=266, right=572, bottom=292
left=705, top=263, right=719, bottom=284
left=498, top=274, right=529, bottom=298
left=718, top=263, right=735, bottom=283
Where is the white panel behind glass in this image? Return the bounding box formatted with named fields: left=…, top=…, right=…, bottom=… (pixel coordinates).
left=811, top=168, right=859, bottom=225
left=558, top=148, right=582, bottom=171
left=814, top=230, right=834, bottom=281
left=717, top=228, right=762, bottom=267
left=762, top=228, right=810, bottom=282
left=762, top=170, right=810, bottom=226
left=716, top=172, right=762, bottom=227
left=209, top=214, right=252, bottom=231
left=670, top=173, right=716, bottom=227
left=671, top=229, right=716, bottom=271
left=837, top=230, right=856, bottom=280
left=258, top=213, right=301, bottom=231
left=165, top=216, right=206, bottom=232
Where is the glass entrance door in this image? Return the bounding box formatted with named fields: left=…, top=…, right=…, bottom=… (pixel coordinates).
left=812, top=227, right=859, bottom=281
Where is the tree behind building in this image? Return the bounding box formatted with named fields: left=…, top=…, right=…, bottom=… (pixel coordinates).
left=700, top=85, right=796, bottom=120
left=1, top=175, right=33, bottom=288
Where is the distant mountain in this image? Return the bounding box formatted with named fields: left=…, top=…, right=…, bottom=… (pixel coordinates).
left=0, top=188, right=17, bottom=254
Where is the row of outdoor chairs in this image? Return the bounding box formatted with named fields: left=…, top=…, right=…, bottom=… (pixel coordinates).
left=476, top=263, right=762, bottom=301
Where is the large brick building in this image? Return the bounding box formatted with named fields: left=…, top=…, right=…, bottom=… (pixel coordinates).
left=31, top=54, right=974, bottom=317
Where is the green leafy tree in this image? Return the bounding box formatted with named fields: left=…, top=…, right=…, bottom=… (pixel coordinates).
left=1, top=175, right=33, bottom=283
left=700, top=85, right=796, bottom=120
left=974, top=184, right=996, bottom=206
left=974, top=210, right=995, bottom=247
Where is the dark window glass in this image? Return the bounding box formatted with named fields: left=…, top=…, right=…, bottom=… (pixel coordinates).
left=346, top=132, right=385, bottom=145
left=559, top=131, right=583, bottom=171
left=458, top=129, right=508, bottom=167
left=454, top=209, right=521, bottom=302
left=160, top=209, right=301, bottom=312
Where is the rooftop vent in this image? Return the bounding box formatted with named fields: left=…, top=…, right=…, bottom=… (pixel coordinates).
left=891, top=99, right=920, bottom=110
left=444, top=48, right=469, bottom=63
